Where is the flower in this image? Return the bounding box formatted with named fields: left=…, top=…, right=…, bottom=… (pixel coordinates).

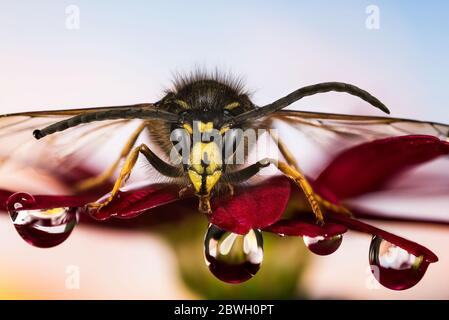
left=1, top=135, right=448, bottom=289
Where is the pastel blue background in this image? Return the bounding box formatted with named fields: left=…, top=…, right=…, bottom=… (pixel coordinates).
left=1, top=1, right=448, bottom=122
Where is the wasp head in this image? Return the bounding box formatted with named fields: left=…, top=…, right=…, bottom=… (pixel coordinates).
left=163, top=73, right=255, bottom=204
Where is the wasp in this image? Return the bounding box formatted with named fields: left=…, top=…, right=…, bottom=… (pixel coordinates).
left=1, top=71, right=448, bottom=222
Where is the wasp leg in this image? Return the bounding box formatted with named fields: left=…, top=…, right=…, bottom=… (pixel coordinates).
left=270, top=136, right=352, bottom=217
left=86, top=143, right=182, bottom=210
left=274, top=160, right=324, bottom=223
left=178, top=184, right=193, bottom=197
left=220, top=183, right=235, bottom=197
left=268, top=130, right=299, bottom=170
left=75, top=122, right=147, bottom=192
left=223, top=159, right=350, bottom=224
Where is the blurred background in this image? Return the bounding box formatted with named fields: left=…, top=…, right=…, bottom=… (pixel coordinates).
left=0, top=0, right=448, bottom=299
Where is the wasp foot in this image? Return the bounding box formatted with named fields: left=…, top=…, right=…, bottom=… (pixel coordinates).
left=316, top=195, right=353, bottom=218
left=178, top=184, right=194, bottom=198
left=84, top=193, right=119, bottom=213
left=198, top=195, right=212, bottom=215
left=216, top=183, right=234, bottom=199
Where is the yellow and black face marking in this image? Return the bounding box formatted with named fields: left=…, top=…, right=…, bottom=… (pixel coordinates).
left=187, top=120, right=224, bottom=196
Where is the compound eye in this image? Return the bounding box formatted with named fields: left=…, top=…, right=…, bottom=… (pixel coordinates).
left=179, top=110, right=188, bottom=117
left=223, top=128, right=243, bottom=160
left=170, top=126, right=191, bottom=160
left=223, top=109, right=235, bottom=122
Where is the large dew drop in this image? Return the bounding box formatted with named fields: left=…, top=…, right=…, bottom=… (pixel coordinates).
left=6, top=193, right=78, bottom=248
left=204, top=224, right=263, bottom=284
left=369, top=235, right=429, bottom=290
left=303, top=234, right=343, bottom=256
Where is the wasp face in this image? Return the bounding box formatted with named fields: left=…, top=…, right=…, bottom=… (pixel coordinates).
left=185, top=120, right=225, bottom=196
left=163, top=76, right=255, bottom=199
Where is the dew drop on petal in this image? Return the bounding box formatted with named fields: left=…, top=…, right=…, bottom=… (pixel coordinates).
left=6, top=193, right=78, bottom=248
left=204, top=224, right=263, bottom=284
left=369, top=235, right=429, bottom=290
left=303, top=234, right=343, bottom=256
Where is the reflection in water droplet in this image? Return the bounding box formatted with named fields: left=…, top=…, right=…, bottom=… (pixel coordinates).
left=204, top=225, right=263, bottom=284
left=369, top=235, right=429, bottom=290
left=6, top=193, right=78, bottom=248
left=303, top=234, right=343, bottom=256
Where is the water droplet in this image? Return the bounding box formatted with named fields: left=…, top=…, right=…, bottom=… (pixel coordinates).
left=7, top=193, right=78, bottom=248
left=204, top=224, right=263, bottom=284
left=303, top=234, right=343, bottom=256
left=369, top=235, right=429, bottom=290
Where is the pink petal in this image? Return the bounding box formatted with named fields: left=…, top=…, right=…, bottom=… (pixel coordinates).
left=85, top=183, right=187, bottom=221
left=316, top=135, right=449, bottom=200
left=348, top=205, right=449, bottom=227
left=264, top=218, right=347, bottom=237
left=55, top=164, right=114, bottom=196
left=328, top=213, right=438, bottom=263
left=210, top=176, right=291, bottom=234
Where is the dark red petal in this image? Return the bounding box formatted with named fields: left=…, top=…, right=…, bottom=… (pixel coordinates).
left=1, top=183, right=186, bottom=222
left=0, top=190, right=13, bottom=210
left=0, top=164, right=110, bottom=212
left=264, top=218, right=347, bottom=237
left=328, top=213, right=438, bottom=263
left=85, top=183, right=186, bottom=221
left=29, top=195, right=94, bottom=209
left=1, top=190, right=94, bottom=212
left=316, top=135, right=449, bottom=200
left=0, top=165, right=107, bottom=213
left=210, top=176, right=291, bottom=235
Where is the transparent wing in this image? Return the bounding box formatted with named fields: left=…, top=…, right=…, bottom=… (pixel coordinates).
left=271, top=110, right=449, bottom=154
left=0, top=107, right=149, bottom=183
